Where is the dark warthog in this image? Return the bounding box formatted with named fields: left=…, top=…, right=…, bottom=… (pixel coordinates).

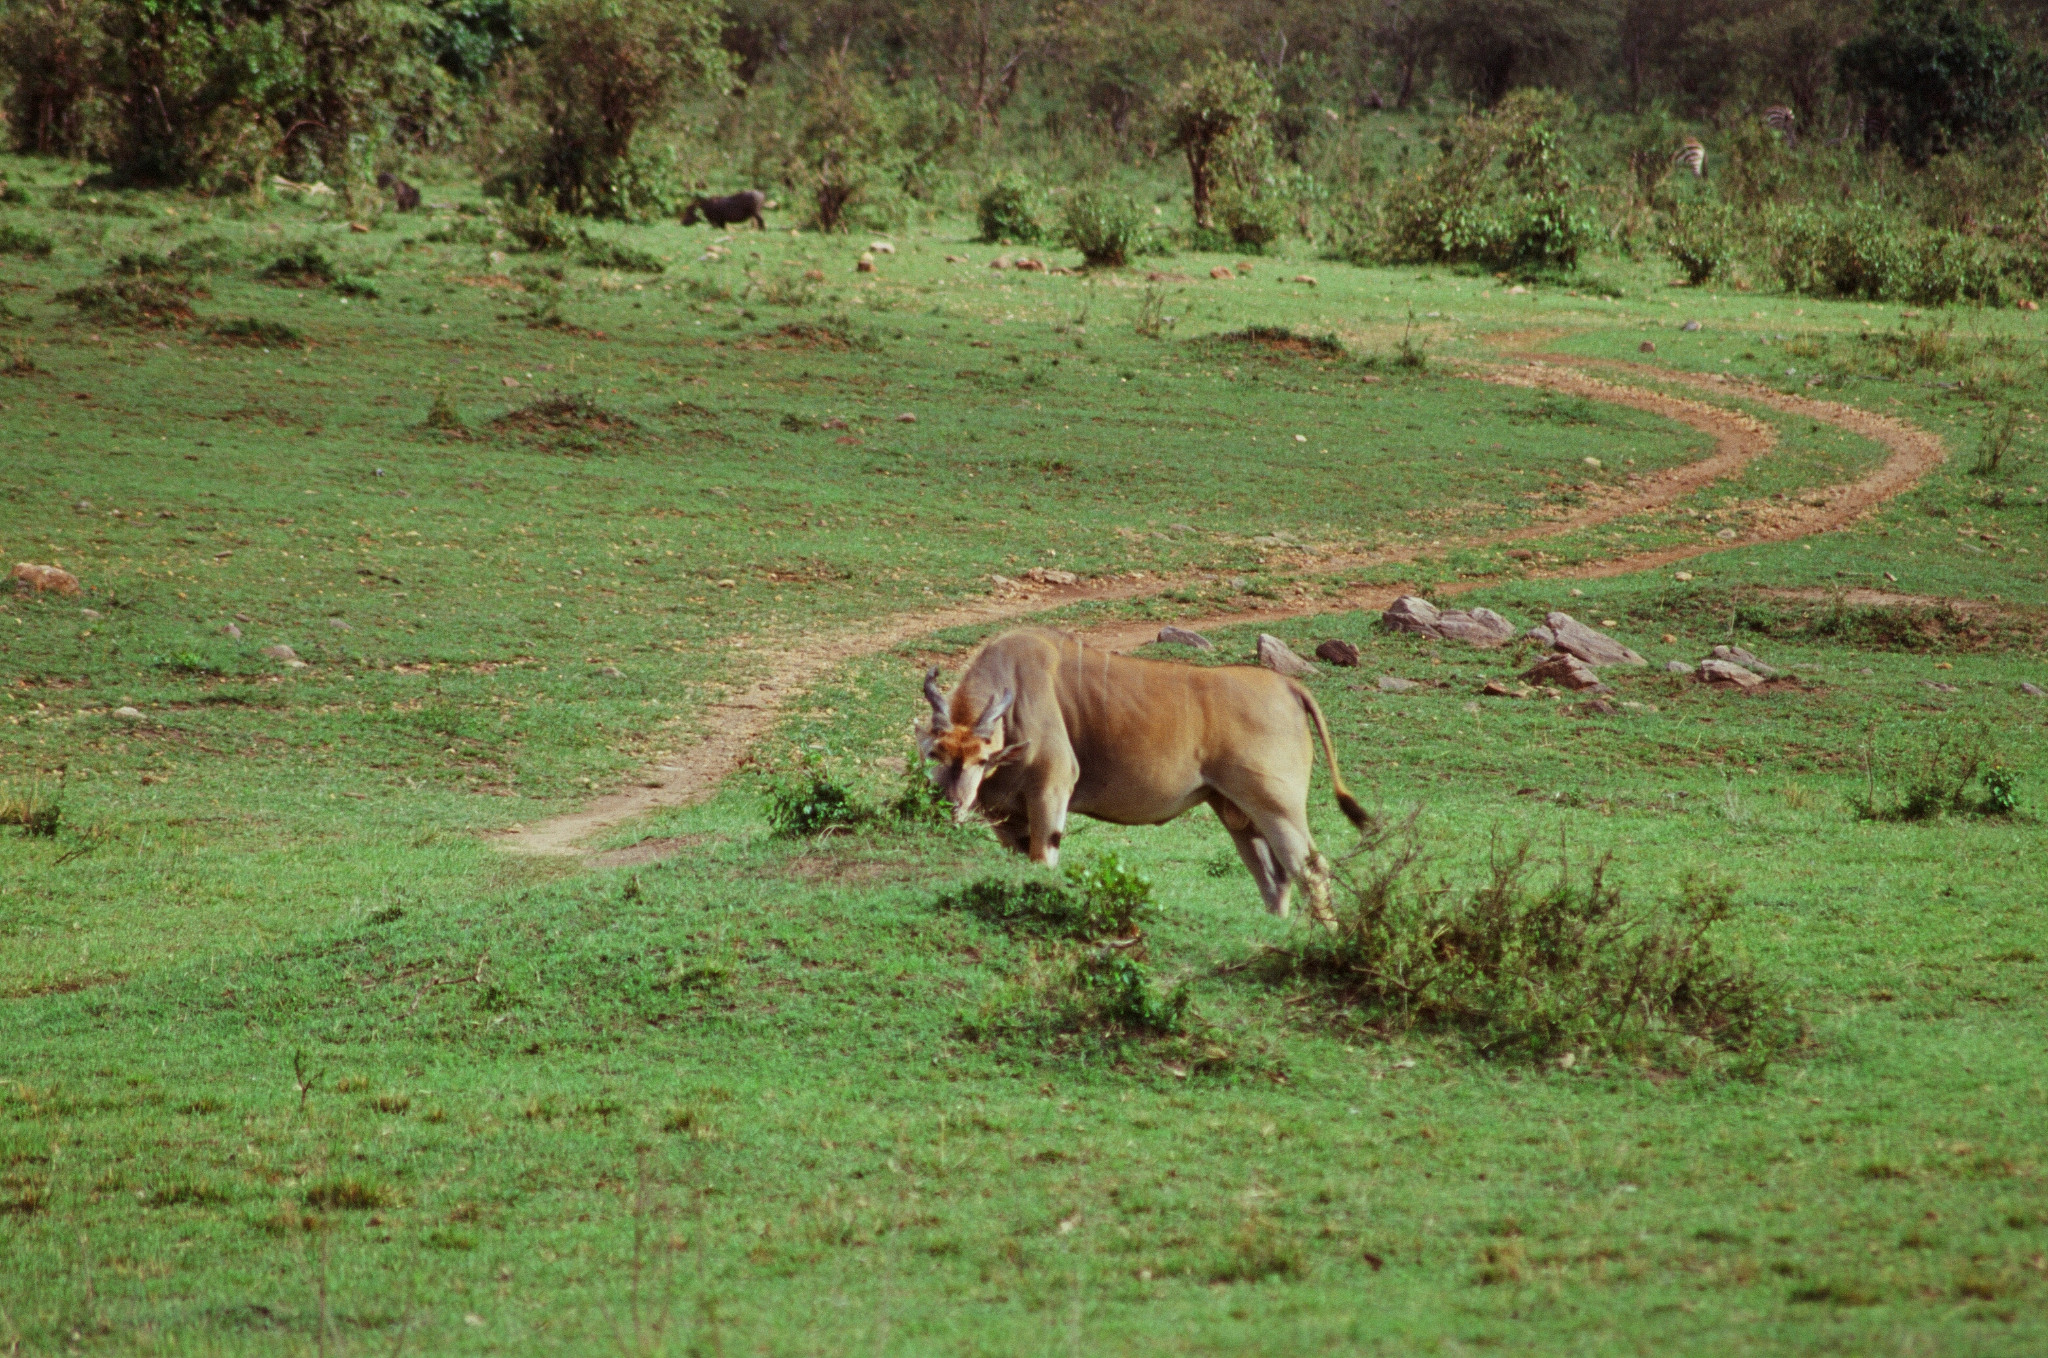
left=680, top=190, right=768, bottom=230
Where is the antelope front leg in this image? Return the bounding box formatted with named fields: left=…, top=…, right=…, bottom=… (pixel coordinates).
left=1026, top=787, right=1072, bottom=869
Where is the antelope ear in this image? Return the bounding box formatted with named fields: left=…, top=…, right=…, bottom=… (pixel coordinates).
left=986, top=741, right=1027, bottom=769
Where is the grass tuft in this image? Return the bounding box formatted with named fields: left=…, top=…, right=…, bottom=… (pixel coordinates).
left=208, top=317, right=304, bottom=348
left=302, top=1178, right=389, bottom=1211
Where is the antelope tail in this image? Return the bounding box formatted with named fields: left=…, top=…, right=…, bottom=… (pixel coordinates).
left=1295, top=686, right=1370, bottom=832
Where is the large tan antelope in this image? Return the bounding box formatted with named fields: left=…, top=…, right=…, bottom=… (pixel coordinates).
left=919, top=628, right=1367, bottom=921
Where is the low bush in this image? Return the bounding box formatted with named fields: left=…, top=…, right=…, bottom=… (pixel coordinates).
left=1850, top=719, right=2013, bottom=820
left=977, top=173, right=1044, bottom=244
left=0, top=220, right=53, bottom=257
left=259, top=244, right=336, bottom=286
left=1061, top=186, right=1146, bottom=267
left=423, top=217, right=501, bottom=246
left=938, top=851, right=1157, bottom=941
left=764, top=769, right=872, bottom=836
left=1251, top=822, right=1795, bottom=1072
left=0, top=778, right=60, bottom=836
left=1974, top=404, right=2021, bottom=476
left=959, top=943, right=1191, bottom=1045
left=1662, top=201, right=1736, bottom=286
left=494, top=200, right=573, bottom=252
left=57, top=277, right=196, bottom=326
left=209, top=317, right=304, bottom=348
left=575, top=232, right=664, bottom=272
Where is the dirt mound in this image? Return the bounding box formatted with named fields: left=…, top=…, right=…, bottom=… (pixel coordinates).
left=1201, top=326, right=1347, bottom=360
left=770, top=321, right=854, bottom=351
left=491, top=394, right=638, bottom=438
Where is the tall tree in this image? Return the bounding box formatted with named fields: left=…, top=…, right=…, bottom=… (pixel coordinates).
left=1837, top=0, right=2044, bottom=162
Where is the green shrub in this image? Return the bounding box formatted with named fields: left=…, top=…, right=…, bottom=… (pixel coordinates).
left=575, top=232, right=664, bottom=272
left=939, top=851, right=1158, bottom=941
left=333, top=275, right=380, bottom=299
left=57, top=277, right=195, bottom=326
left=1662, top=201, right=1736, bottom=286
left=209, top=317, right=304, bottom=348
left=1215, top=182, right=1290, bottom=252
left=0, top=220, right=53, bottom=257
left=259, top=244, right=337, bottom=286
left=1252, top=824, right=1794, bottom=1071
left=494, top=200, right=573, bottom=251
left=423, top=217, right=501, bottom=246
left=1973, top=404, right=2021, bottom=476
left=1165, top=52, right=1277, bottom=230
left=1061, top=186, right=1146, bottom=267
left=0, top=778, right=60, bottom=837
left=764, top=769, right=872, bottom=836
left=1850, top=719, right=2010, bottom=820
left=959, top=944, right=1191, bottom=1044
left=977, top=173, right=1044, bottom=244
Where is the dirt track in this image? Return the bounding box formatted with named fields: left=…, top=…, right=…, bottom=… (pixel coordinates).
left=498, top=353, right=1947, bottom=860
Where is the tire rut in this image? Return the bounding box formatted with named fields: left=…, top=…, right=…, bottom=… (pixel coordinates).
left=497, top=354, right=1944, bottom=858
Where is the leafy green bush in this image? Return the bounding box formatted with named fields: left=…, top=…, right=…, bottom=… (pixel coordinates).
left=1373, top=91, right=1600, bottom=275
left=57, top=277, right=195, bottom=326
left=1850, top=719, right=2012, bottom=820
left=1661, top=201, right=1736, bottom=286
left=0, top=220, right=53, bottom=257
left=938, top=851, right=1158, bottom=941
left=495, top=200, right=573, bottom=251
left=423, top=217, right=501, bottom=246
left=1165, top=52, right=1277, bottom=230
left=976, top=173, right=1044, bottom=244
left=1061, top=186, right=1146, bottom=267
left=259, top=244, right=337, bottom=286
left=575, top=232, right=664, bottom=272
left=1253, top=825, right=1794, bottom=1072
left=209, top=317, right=304, bottom=348
left=764, top=770, right=872, bottom=836
left=1214, top=181, right=1290, bottom=252
left=958, top=944, right=1190, bottom=1044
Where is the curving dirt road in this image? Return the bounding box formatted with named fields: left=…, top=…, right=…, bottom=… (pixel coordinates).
left=496, top=353, right=1946, bottom=859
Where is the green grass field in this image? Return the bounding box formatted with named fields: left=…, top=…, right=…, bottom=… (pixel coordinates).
left=3, top=154, right=2047, bottom=1355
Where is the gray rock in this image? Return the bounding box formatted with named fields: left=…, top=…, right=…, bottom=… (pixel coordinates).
left=223, top=622, right=242, bottom=639
left=598, top=665, right=623, bottom=678
left=1315, top=639, right=1361, bottom=667
left=1699, top=659, right=1764, bottom=689
left=328, top=618, right=352, bottom=632
left=1540, top=612, right=1647, bottom=666
left=1665, top=660, right=1695, bottom=675
left=112, top=705, right=144, bottom=721
left=1257, top=634, right=1317, bottom=678
left=1157, top=626, right=1214, bottom=651
left=2022, top=682, right=2046, bottom=697
left=1918, top=680, right=1959, bottom=693
left=1433, top=607, right=1517, bottom=647
left=1710, top=644, right=1777, bottom=677
left=1377, top=676, right=1419, bottom=692
left=261, top=643, right=298, bottom=661
left=1681, top=320, right=1702, bottom=332
left=1381, top=595, right=1441, bottom=636
left=80, top=608, right=102, bottom=621
left=1522, top=652, right=1610, bottom=693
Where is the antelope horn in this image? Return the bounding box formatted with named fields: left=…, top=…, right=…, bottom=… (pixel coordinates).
left=923, top=667, right=950, bottom=728
left=972, top=688, right=1015, bottom=739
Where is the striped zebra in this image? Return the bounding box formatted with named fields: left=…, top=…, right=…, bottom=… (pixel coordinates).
left=1673, top=138, right=1705, bottom=178
left=1764, top=105, right=1797, bottom=146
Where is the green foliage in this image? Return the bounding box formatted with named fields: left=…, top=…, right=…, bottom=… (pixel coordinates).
left=56, top=275, right=194, bottom=326
left=1836, top=0, right=2046, bottom=164
left=1373, top=90, right=1600, bottom=274
left=764, top=768, right=872, bottom=837
left=574, top=231, right=663, bottom=272
left=493, top=198, right=572, bottom=251
left=0, top=778, right=61, bottom=837
left=1661, top=200, right=1736, bottom=286
left=939, top=851, right=1158, bottom=942
left=259, top=243, right=336, bottom=285
left=959, top=943, right=1190, bottom=1044
left=1973, top=404, right=2021, bottom=476
left=785, top=54, right=912, bottom=233
left=976, top=172, right=1043, bottom=244
left=1850, top=718, right=2010, bottom=821
left=0, top=0, right=96, bottom=156
left=1256, top=827, right=1794, bottom=1071
left=1164, top=51, right=1277, bottom=229
left=208, top=316, right=304, bottom=348
left=0, top=219, right=52, bottom=257
left=1982, top=767, right=2021, bottom=816
left=492, top=0, right=726, bottom=218
left=1060, top=185, right=1145, bottom=267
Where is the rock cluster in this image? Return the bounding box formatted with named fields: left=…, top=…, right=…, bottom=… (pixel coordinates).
left=1380, top=596, right=1516, bottom=647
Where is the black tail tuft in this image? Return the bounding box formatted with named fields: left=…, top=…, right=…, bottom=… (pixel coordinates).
left=1336, top=790, right=1370, bottom=831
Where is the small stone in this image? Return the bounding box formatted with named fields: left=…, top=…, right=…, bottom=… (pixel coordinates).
left=1377, top=676, right=1418, bottom=692
left=12, top=562, right=82, bottom=596
left=1257, top=634, right=1317, bottom=678
left=1681, top=320, right=1702, bottom=332
left=869, top=241, right=895, bottom=254
left=856, top=254, right=876, bottom=273
left=1434, top=608, right=1517, bottom=647
left=895, top=412, right=916, bottom=422
left=990, top=255, right=1012, bottom=270
left=1292, top=274, right=1317, bottom=286
left=328, top=618, right=352, bottom=631
left=1210, top=266, right=1234, bottom=280
left=113, top=706, right=144, bottom=720
left=223, top=623, right=242, bottom=639
left=80, top=608, right=102, bottom=621
left=1639, top=341, right=1656, bottom=353
left=1480, top=681, right=1518, bottom=697
left=261, top=643, right=298, bottom=661
left=1698, top=659, right=1764, bottom=689
left=1918, top=680, right=1959, bottom=693
left=1673, top=571, right=1693, bottom=581
left=1157, top=626, right=1214, bottom=651
left=1715, top=528, right=1737, bottom=540
left=501, top=375, right=519, bottom=388
left=2020, top=682, right=2045, bottom=697
left=1013, top=257, right=1045, bottom=272
left=1020, top=566, right=1077, bottom=586
left=598, top=665, right=623, bottom=678
left=1507, top=285, right=1527, bottom=295
left=1577, top=697, right=1617, bottom=716
left=75, top=500, right=92, bottom=511
left=235, top=613, right=251, bottom=622
left=1661, top=633, right=1677, bottom=644
left=1522, top=652, right=1609, bottom=693
left=1315, top=639, right=1361, bottom=667
left=1710, top=644, right=1777, bottom=677
left=1665, top=660, right=1694, bottom=675
left=285, top=658, right=309, bottom=670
